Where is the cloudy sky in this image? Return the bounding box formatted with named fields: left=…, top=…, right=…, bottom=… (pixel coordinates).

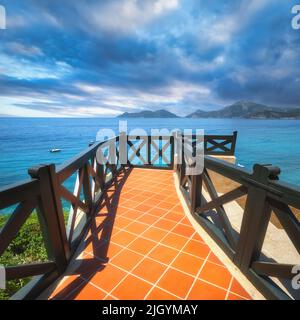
left=0, top=0, right=299, bottom=117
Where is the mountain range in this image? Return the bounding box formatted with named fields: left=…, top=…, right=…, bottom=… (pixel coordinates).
left=118, top=109, right=178, bottom=118
left=117, top=101, right=300, bottom=119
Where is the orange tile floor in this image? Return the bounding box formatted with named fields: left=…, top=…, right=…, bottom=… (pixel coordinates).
left=47, top=168, right=252, bottom=300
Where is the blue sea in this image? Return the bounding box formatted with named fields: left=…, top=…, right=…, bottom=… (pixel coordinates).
left=0, top=117, right=300, bottom=189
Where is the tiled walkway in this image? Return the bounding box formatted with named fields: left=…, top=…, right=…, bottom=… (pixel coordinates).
left=45, top=168, right=251, bottom=300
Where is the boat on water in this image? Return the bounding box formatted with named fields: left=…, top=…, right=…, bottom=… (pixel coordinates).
left=49, top=148, right=61, bottom=153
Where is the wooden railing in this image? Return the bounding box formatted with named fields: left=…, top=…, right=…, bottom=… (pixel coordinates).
left=176, top=142, right=300, bottom=300
left=0, top=137, right=124, bottom=299
left=5, top=131, right=299, bottom=300
left=126, top=135, right=175, bottom=169
left=204, top=131, right=237, bottom=156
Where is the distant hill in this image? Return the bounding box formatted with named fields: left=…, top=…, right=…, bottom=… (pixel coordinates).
left=118, top=109, right=179, bottom=118
left=117, top=102, right=300, bottom=119
left=186, top=101, right=300, bottom=119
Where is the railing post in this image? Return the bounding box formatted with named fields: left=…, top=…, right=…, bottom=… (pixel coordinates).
left=118, top=133, right=127, bottom=169
left=234, top=164, right=280, bottom=271
left=178, top=134, right=185, bottom=185
left=147, top=136, right=151, bottom=165
left=159, top=136, right=163, bottom=166
left=231, top=131, right=238, bottom=155
left=28, top=164, right=69, bottom=274
left=82, top=163, right=93, bottom=213
left=170, top=134, right=175, bottom=169
left=191, top=174, right=202, bottom=212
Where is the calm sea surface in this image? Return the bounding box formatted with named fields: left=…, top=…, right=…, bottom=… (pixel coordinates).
left=0, top=117, right=300, bottom=188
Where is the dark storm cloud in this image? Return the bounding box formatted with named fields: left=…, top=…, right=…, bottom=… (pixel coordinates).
left=0, top=0, right=299, bottom=116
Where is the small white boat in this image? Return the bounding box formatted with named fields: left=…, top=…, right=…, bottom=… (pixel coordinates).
left=49, top=148, right=61, bottom=153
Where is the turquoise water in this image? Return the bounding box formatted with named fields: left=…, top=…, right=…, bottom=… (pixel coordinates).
left=0, top=117, right=300, bottom=188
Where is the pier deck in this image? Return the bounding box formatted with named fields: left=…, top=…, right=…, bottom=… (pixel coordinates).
left=43, top=168, right=251, bottom=300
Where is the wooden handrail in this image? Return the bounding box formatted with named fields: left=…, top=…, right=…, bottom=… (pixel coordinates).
left=176, top=139, right=300, bottom=300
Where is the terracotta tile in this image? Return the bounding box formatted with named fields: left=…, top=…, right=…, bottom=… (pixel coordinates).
left=130, top=195, right=148, bottom=203
left=118, top=198, right=130, bottom=205
left=187, top=279, right=227, bottom=300
left=141, top=199, right=158, bottom=207
left=122, top=199, right=141, bottom=209
left=110, top=227, right=121, bottom=237
left=158, top=201, right=176, bottom=211
left=181, top=217, right=191, bottom=226
left=142, top=227, right=168, bottom=242
left=111, top=275, right=152, bottom=300
left=148, top=245, right=179, bottom=265
left=89, top=264, right=127, bottom=292
left=122, top=210, right=143, bottom=220
left=157, top=268, right=194, bottom=298
left=147, top=287, right=179, bottom=300
left=112, top=230, right=137, bottom=246
left=89, top=242, right=123, bottom=262
left=132, top=258, right=167, bottom=283
left=148, top=207, right=168, bottom=217
left=134, top=203, right=153, bottom=213
left=137, top=214, right=158, bottom=225
left=141, top=191, right=153, bottom=198
left=172, top=205, right=185, bottom=214
left=153, top=218, right=177, bottom=231
left=183, top=239, right=210, bottom=258
left=165, top=196, right=179, bottom=203
left=72, top=282, right=106, bottom=300
left=151, top=194, right=168, bottom=201
left=161, top=233, right=189, bottom=250
left=171, top=253, right=205, bottom=276
left=172, top=224, right=195, bottom=238
left=198, top=261, right=232, bottom=290
left=230, top=279, right=251, bottom=299
left=113, top=216, right=133, bottom=229
left=73, top=256, right=106, bottom=279
left=164, top=212, right=184, bottom=222
left=227, top=292, right=248, bottom=300
left=121, top=192, right=136, bottom=200
left=111, top=249, right=144, bottom=271
left=115, top=206, right=129, bottom=215
left=125, top=221, right=149, bottom=234
left=127, top=237, right=156, bottom=255
left=208, top=253, right=224, bottom=266
left=192, top=233, right=204, bottom=243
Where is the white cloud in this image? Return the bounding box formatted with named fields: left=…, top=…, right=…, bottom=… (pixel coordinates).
left=196, top=0, right=271, bottom=48
left=7, top=42, right=43, bottom=57
left=61, top=106, right=121, bottom=117
left=79, top=0, right=179, bottom=34
left=74, top=80, right=211, bottom=113
left=0, top=96, right=61, bottom=117
left=75, top=83, right=104, bottom=94
left=0, top=54, right=72, bottom=80
left=0, top=78, right=213, bottom=117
